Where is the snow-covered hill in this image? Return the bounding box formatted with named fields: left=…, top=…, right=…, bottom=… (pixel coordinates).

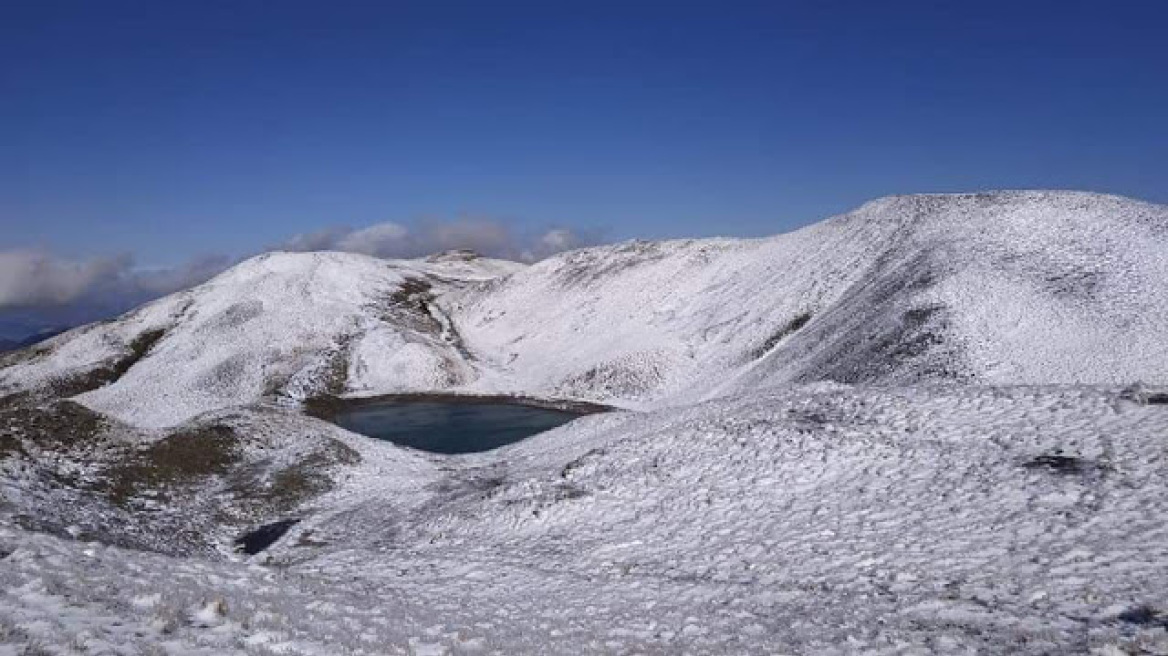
left=2, top=190, right=1167, bottom=654
left=454, top=191, right=1168, bottom=404
left=2, top=384, right=1166, bottom=653
left=2, top=191, right=1165, bottom=428
left=0, top=251, right=524, bottom=427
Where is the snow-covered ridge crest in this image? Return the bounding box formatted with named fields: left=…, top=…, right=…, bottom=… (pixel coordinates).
left=454, top=189, right=1168, bottom=401
left=2, top=190, right=1166, bottom=428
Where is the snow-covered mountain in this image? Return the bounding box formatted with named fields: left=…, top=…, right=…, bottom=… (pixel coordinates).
left=454, top=190, right=1168, bottom=403
left=2, top=190, right=1167, bottom=654
left=2, top=190, right=1166, bottom=429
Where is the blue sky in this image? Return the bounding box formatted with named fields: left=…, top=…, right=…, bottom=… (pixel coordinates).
left=1, top=0, right=1166, bottom=331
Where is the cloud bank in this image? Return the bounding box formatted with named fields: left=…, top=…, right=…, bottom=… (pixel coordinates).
left=0, top=250, right=231, bottom=313
left=278, top=218, right=596, bottom=262
left=0, top=218, right=601, bottom=332
left=0, top=251, right=132, bottom=308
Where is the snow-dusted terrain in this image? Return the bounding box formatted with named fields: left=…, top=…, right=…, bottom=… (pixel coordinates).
left=5, top=191, right=1166, bottom=427
left=2, top=191, right=1167, bottom=654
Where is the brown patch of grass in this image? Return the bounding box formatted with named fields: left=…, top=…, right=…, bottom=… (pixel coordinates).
left=321, top=341, right=352, bottom=397
left=2, top=398, right=361, bottom=556
left=376, top=277, right=443, bottom=335
left=103, top=424, right=241, bottom=506
left=0, top=391, right=33, bottom=410
left=50, top=328, right=166, bottom=397
left=101, top=418, right=359, bottom=516
left=215, top=437, right=359, bottom=525
left=0, top=400, right=109, bottom=457
left=0, top=434, right=24, bottom=461
left=389, top=277, right=434, bottom=305
left=260, top=450, right=351, bottom=512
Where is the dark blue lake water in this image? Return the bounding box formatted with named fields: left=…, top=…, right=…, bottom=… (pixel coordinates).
left=330, top=400, right=582, bottom=454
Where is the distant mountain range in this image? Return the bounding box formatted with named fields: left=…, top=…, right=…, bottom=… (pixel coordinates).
left=0, top=326, right=69, bottom=353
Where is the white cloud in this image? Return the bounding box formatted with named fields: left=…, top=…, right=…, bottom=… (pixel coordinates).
left=335, top=222, right=410, bottom=256
left=0, top=217, right=603, bottom=321
left=279, top=226, right=351, bottom=253
left=0, top=249, right=231, bottom=311
left=281, top=217, right=599, bottom=262
left=528, top=228, right=589, bottom=259
left=132, top=254, right=235, bottom=296
left=0, top=250, right=129, bottom=308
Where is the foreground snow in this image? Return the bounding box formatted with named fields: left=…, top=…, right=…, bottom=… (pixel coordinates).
left=3, top=385, right=1167, bottom=654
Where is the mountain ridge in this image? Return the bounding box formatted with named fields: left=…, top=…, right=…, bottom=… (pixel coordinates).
left=1, top=189, right=1165, bottom=428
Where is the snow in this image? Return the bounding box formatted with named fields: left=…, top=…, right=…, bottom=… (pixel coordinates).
left=2, top=385, right=1167, bottom=653
left=7, top=190, right=1165, bottom=429
left=2, top=191, right=1168, bottom=653
left=1, top=250, right=522, bottom=427
left=452, top=191, right=1168, bottom=405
